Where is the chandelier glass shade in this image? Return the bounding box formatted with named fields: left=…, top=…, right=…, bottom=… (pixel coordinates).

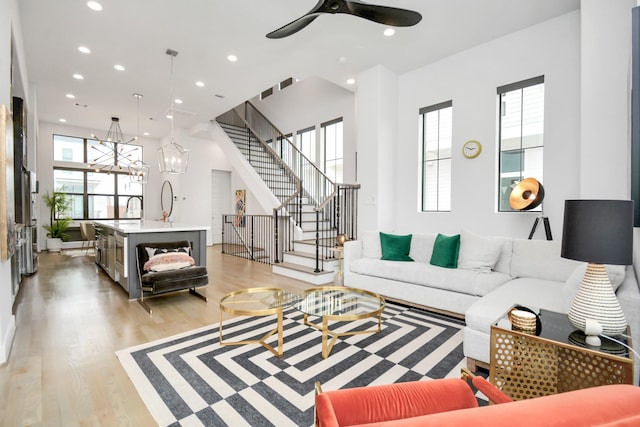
left=128, top=159, right=150, bottom=184
left=89, top=117, right=138, bottom=173
left=158, top=139, right=189, bottom=174
left=158, top=48, right=189, bottom=175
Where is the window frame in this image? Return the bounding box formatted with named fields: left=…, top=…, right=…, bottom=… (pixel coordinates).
left=52, top=134, right=144, bottom=220
left=322, top=117, right=343, bottom=183
left=497, top=75, right=545, bottom=212
left=419, top=100, right=453, bottom=213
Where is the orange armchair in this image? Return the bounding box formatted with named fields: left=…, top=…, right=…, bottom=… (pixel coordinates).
left=315, top=370, right=640, bottom=427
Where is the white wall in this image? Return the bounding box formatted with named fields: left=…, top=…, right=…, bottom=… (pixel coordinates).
left=580, top=0, right=636, bottom=198
left=356, top=65, right=398, bottom=232
left=0, top=0, right=30, bottom=364
left=252, top=76, right=357, bottom=183
left=391, top=11, right=582, bottom=238
left=168, top=127, right=258, bottom=245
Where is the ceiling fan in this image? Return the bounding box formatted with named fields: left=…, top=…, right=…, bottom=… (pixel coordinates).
left=266, top=0, right=422, bottom=39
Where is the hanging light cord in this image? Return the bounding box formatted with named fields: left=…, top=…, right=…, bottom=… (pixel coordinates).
left=170, top=53, right=175, bottom=142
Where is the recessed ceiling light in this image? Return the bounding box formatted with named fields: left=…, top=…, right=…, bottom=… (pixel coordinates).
left=227, top=54, right=238, bottom=62
left=78, top=46, right=91, bottom=54
left=346, top=78, right=356, bottom=85
left=143, top=132, right=150, bottom=136
left=87, top=1, right=102, bottom=11
left=59, top=118, right=67, bottom=123
left=114, top=64, right=125, bottom=71
left=195, top=81, right=205, bottom=87
left=383, top=28, right=395, bottom=37
left=174, top=98, right=183, bottom=104
left=166, top=114, right=173, bottom=119
left=73, top=73, right=84, bottom=80
left=66, top=93, right=75, bottom=99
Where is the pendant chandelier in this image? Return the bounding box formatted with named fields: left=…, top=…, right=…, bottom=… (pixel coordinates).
left=157, top=48, right=189, bottom=174
left=89, top=117, right=137, bottom=173
left=129, top=93, right=150, bottom=183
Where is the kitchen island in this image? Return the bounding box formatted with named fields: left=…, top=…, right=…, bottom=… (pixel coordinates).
left=94, top=220, right=209, bottom=299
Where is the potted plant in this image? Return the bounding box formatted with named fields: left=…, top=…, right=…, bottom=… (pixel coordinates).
left=43, top=190, right=72, bottom=252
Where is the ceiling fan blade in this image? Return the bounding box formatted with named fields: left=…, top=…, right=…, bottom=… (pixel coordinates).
left=345, top=0, right=422, bottom=27
left=266, top=13, right=321, bottom=39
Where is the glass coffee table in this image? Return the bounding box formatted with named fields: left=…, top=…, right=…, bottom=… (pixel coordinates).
left=219, top=287, right=301, bottom=357
left=295, top=286, right=386, bottom=358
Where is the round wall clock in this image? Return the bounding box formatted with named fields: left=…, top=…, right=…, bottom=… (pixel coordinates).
left=462, top=140, right=482, bottom=159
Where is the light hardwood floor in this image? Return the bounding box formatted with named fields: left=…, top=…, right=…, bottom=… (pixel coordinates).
left=0, top=245, right=312, bottom=426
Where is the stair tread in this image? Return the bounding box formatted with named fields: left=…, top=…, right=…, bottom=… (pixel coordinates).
left=284, top=251, right=337, bottom=261
left=274, top=262, right=333, bottom=275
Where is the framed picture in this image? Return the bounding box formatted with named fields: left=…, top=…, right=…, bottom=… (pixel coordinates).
left=0, top=105, right=16, bottom=261
left=235, top=189, right=246, bottom=227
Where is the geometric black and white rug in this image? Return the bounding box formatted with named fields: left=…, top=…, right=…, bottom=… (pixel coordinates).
left=116, top=302, right=467, bottom=427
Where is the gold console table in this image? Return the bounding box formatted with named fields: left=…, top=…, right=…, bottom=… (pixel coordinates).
left=490, top=306, right=633, bottom=400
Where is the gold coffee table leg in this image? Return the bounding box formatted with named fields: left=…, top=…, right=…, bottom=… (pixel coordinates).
left=219, top=306, right=284, bottom=358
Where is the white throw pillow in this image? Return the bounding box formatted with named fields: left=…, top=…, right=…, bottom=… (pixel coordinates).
left=562, top=263, right=627, bottom=312
left=457, top=229, right=503, bottom=273
left=143, top=252, right=195, bottom=272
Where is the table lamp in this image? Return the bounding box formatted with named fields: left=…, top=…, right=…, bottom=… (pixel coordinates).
left=560, top=200, right=633, bottom=346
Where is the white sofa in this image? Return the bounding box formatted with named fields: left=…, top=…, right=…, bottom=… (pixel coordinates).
left=343, top=230, right=640, bottom=373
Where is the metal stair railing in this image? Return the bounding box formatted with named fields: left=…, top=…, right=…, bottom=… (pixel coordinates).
left=221, top=214, right=291, bottom=264
left=217, top=101, right=359, bottom=273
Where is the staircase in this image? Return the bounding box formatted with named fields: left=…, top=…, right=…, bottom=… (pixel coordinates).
left=216, top=102, right=358, bottom=284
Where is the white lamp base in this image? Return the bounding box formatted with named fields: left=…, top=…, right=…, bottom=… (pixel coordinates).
left=568, top=263, right=627, bottom=343
left=583, top=318, right=603, bottom=346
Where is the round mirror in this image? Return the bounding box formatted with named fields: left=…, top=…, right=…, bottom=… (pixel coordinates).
left=161, top=180, right=174, bottom=217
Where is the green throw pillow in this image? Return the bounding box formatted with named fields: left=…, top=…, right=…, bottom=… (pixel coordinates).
left=430, top=233, right=461, bottom=268
left=379, top=232, right=414, bottom=261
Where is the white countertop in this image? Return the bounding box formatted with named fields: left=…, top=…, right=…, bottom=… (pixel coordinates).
left=93, top=220, right=210, bottom=234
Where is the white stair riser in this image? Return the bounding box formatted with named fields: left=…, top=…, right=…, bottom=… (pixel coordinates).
left=282, top=253, right=339, bottom=269
left=299, top=223, right=332, bottom=232
left=272, top=265, right=334, bottom=285
left=299, top=230, right=335, bottom=240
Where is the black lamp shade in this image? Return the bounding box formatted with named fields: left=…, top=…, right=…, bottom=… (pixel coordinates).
left=561, top=200, right=633, bottom=265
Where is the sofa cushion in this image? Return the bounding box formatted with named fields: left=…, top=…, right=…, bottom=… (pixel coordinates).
left=409, top=233, right=437, bottom=263
left=561, top=263, right=627, bottom=312
left=511, top=239, right=580, bottom=282
left=349, top=258, right=510, bottom=297
left=430, top=233, right=460, bottom=268
left=493, top=236, right=513, bottom=276
left=379, top=232, right=413, bottom=262
left=362, top=230, right=383, bottom=258
left=458, top=230, right=503, bottom=273
left=465, top=277, right=566, bottom=334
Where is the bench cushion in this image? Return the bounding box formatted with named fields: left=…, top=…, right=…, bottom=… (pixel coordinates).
left=140, top=265, right=208, bottom=294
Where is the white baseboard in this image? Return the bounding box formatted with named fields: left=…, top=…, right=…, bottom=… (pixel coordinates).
left=0, top=314, right=16, bottom=365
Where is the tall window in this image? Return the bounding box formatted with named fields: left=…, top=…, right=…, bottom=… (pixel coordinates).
left=296, top=126, right=316, bottom=161
left=323, top=118, right=343, bottom=183
left=420, top=101, right=452, bottom=212
left=498, top=76, right=545, bottom=211
left=53, top=134, right=143, bottom=219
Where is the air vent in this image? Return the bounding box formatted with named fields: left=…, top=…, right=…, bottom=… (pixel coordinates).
left=261, top=87, right=274, bottom=100
left=279, top=77, right=294, bottom=90
left=165, top=107, right=197, bottom=117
